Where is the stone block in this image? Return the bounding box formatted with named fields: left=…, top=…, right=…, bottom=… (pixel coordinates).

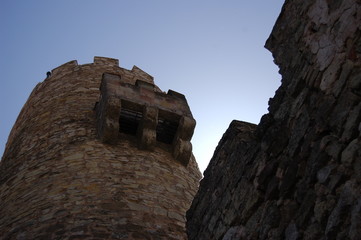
left=94, top=56, right=119, bottom=66
left=341, top=138, right=360, bottom=165
left=177, top=116, right=196, bottom=141
left=173, top=138, right=192, bottom=166
left=96, top=95, right=121, bottom=143
left=137, top=106, right=158, bottom=150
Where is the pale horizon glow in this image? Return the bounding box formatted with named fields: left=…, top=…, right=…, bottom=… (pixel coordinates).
left=0, top=1, right=284, bottom=173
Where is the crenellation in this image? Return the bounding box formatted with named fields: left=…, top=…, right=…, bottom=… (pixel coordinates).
left=93, top=56, right=119, bottom=66
left=131, top=65, right=154, bottom=84
left=167, top=89, right=187, bottom=101
left=51, top=60, right=78, bottom=76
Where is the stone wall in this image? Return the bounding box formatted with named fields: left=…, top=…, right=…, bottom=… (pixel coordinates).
left=0, top=57, right=201, bottom=239
left=187, top=0, right=361, bottom=239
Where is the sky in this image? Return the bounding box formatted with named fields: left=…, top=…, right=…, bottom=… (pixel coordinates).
left=0, top=0, right=284, bottom=173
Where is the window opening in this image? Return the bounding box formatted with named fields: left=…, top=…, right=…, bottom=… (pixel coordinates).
left=156, top=117, right=179, bottom=144
left=119, top=102, right=143, bottom=135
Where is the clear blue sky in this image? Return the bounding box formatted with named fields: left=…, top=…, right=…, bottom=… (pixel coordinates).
left=0, top=0, right=284, bottom=173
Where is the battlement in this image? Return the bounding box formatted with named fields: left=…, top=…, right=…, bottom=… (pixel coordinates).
left=94, top=56, right=119, bottom=66
left=131, top=65, right=154, bottom=84
left=47, top=57, right=153, bottom=85
left=51, top=60, right=78, bottom=76
left=96, top=73, right=195, bottom=166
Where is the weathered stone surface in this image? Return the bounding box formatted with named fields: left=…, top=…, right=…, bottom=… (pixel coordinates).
left=186, top=120, right=258, bottom=240
left=0, top=57, right=201, bottom=239
left=187, top=0, right=361, bottom=239
left=97, top=72, right=196, bottom=165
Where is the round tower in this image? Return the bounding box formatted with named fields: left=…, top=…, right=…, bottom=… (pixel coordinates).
left=0, top=57, right=201, bottom=239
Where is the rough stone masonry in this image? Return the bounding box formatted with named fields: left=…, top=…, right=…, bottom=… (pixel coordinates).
left=187, top=0, right=361, bottom=239
left=0, top=57, right=201, bottom=239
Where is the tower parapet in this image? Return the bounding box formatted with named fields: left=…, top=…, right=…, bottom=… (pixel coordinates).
left=96, top=73, right=196, bottom=165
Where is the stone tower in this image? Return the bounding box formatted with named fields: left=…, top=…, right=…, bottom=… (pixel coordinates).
left=0, top=57, right=201, bottom=239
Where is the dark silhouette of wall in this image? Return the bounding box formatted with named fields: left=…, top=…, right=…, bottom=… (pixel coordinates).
left=187, top=0, right=361, bottom=239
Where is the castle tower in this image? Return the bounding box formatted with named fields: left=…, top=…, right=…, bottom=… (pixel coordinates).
left=0, top=57, right=202, bottom=239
